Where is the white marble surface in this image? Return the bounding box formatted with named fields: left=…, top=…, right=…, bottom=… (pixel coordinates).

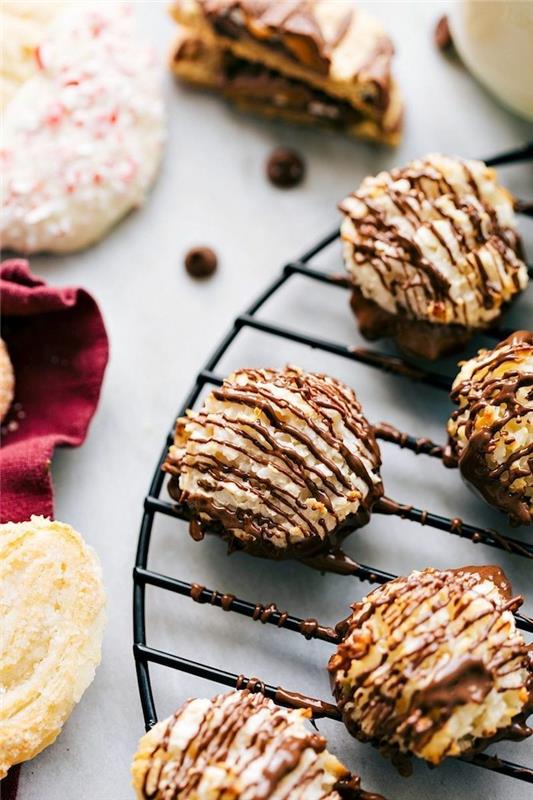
left=19, top=1, right=532, bottom=798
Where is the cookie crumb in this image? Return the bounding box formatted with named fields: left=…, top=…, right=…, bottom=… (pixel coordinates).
left=266, top=147, right=305, bottom=188
left=184, top=247, right=218, bottom=279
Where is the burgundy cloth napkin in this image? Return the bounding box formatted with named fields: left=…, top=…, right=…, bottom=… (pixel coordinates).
left=0, top=767, right=20, bottom=800
left=0, top=259, right=109, bottom=523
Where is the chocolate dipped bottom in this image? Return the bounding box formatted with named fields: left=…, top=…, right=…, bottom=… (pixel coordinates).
left=164, top=366, right=383, bottom=559
left=446, top=330, right=533, bottom=525
left=340, top=154, right=528, bottom=360
left=329, top=565, right=532, bottom=771
left=131, top=690, right=384, bottom=800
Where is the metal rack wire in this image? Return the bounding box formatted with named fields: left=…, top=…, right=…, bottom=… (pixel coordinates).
left=134, top=143, right=533, bottom=787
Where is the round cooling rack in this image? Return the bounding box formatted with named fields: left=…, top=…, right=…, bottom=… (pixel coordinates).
left=134, top=142, right=533, bottom=787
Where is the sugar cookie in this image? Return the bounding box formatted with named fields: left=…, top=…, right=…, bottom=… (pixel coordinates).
left=1, top=3, right=165, bottom=254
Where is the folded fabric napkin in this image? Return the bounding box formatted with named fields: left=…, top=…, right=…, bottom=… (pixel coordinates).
left=0, top=259, right=109, bottom=523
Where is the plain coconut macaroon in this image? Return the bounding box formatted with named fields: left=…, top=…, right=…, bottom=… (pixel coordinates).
left=131, top=689, right=383, bottom=800
left=446, top=330, right=533, bottom=525
left=0, top=516, right=105, bottom=778
left=328, top=565, right=533, bottom=770
left=339, top=154, right=528, bottom=359
left=163, top=366, right=383, bottom=560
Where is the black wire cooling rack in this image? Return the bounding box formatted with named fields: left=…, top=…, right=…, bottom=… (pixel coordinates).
left=134, top=143, right=533, bottom=787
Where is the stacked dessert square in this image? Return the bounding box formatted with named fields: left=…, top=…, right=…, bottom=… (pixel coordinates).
left=170, top=0, right=403, bottom=144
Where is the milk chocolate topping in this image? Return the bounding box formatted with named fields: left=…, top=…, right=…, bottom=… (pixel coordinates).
left=200, top=0, right=393, bottom=105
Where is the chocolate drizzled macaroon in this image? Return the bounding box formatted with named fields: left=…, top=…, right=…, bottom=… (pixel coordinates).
left=163, top=366, right=383, bottom=559
left=340, top=154, right=528, bottom=359
left=169, top=0, right=403, bottom=144
left=446, top=331, right=533, bottom=525
left=132, top=690, right=382, bottom=800
left=329, top=565, right=533, bottom=769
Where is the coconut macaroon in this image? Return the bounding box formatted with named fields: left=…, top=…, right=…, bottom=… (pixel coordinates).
left=0, top=516, right=105, bottom=778
left=132, top=689, right=381, bottom=800
left=328, top=565, right=533, bottom=769
left=163, top=366, right=383, bottom=559
left=339, top=154, right=528, bottom=359
left=446, top=330, right=533, bottom=525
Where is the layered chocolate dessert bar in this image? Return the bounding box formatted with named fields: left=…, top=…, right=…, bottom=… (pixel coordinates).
left=169, top=0, right=403, bottom=144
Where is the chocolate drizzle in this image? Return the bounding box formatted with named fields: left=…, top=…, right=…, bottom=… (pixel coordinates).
left=334, top=775, right=385, bottom=800
left=299, top=548, right=362, bottom=577
left=273, top=686, right=341, bottom=721
left=373, top=420, right=445, bottom=457
left=164, top=366, right=383, bottom=559
left=189, top=582, right=338, bottom=641
left=412, top=657, right=493, bottom=710
left=329, top=565, right=533, bottom=769
left=446, top=331, right=533, bottom=525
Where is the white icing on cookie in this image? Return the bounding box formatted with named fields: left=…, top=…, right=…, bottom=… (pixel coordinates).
left=1, top=3, right=165, bottom=254
left=0, top=1, right=71, bottom=109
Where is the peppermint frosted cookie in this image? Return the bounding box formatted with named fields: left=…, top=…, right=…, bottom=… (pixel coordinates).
left=340, top=154, right=528, bottom=359
left=131, top=689, right=382, bottom=800
left=0, top=1, right=70, bottom=108
left=163, top=366, right=383, bottom=559
left=0, top=516, right=105, bottom=778
left=329, top=565, right=532, bottom=768
left=0, top=338, right=15, bottom=422
left=1, top=3, right=165, bottom=254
